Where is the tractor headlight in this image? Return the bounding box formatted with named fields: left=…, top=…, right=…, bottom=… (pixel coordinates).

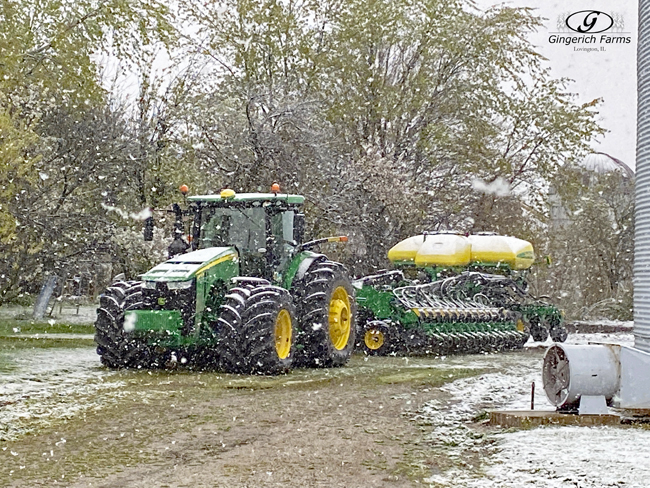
left=167, top=280, right=193, bottom=290
left=144, top=281, right=157, bottom=289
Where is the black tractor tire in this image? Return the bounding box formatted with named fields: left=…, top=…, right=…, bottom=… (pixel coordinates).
left=95, top=281, right=152, bottom=369
left=215, top=284, right=296, bottom=375
left=529, top=315, right=549, bottom=342
left=241, top=285, right=296, bottom=374
left=547, top=312, right=568, bottom=343
left=293, top=260, right=357, bottom=368
left=212, top=285, right=253, bottom=373
left=549, top=325, right=568, bottom=343
left=548, top=313, right=567, bottom=342
left=360, top=320, right=394, bottom=356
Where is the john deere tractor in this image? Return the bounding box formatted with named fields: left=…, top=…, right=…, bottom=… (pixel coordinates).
left=354, top=232, right=566, bottom=356
left=95, top=187, right=356, bottom=375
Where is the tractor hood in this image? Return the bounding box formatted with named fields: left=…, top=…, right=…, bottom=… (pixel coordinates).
left=141, top=247, right=238, bottom=282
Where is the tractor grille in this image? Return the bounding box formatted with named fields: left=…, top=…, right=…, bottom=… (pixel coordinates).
left=142, top=282, right=197, bottom=332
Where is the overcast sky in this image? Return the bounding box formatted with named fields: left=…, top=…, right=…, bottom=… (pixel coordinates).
left=475, top=1, right=638, bottom=170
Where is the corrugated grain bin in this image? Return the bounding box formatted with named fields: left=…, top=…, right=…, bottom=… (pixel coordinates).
left=414, top=234, right=471, bottom=267
left=468, top=235, right=534, bottom=270
left=635, top=0, right=650, bottom=353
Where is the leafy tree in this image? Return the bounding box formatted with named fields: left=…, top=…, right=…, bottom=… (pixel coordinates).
left=534, top=165, right=634, bottom=320
left=0, top=0, right=176, bottom=303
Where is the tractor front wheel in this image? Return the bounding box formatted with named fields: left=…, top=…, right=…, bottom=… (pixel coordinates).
left=240, top=285, right=296, bottom=375
left=215, top=283, right=296, bottom=375
left=213, top=285, right=253, bottom=373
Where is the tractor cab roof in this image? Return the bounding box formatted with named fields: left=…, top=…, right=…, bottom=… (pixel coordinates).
left=187, top=191, right=304, bottom=206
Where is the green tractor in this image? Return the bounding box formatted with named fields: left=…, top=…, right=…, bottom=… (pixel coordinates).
left=95, top=187, right=356, bottom=375
left=354, top=232, right=566, bottom=356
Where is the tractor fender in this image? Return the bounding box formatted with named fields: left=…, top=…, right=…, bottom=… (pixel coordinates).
left=293, top=253, right=326, bottom=284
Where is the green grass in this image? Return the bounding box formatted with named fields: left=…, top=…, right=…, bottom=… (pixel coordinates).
left=0, top=318, right=95, bottom=349
left=0, top=318, right=94, bottom=336
left=0, top=336, right=95, bottom=349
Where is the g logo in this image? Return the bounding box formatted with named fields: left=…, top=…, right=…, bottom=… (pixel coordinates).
left=566, top=11, right=614, bottom=33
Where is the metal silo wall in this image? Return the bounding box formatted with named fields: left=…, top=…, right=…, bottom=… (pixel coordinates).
left=636, top=0, right=650, bottom=352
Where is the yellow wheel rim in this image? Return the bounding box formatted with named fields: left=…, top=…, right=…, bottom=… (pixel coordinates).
left=329, top=286, right=351, bottom=350
left=364, top=329, right=384, bottom=350
left=274, top=309, right=292, bottom=360
left=516, top=318, right=525, bottom=332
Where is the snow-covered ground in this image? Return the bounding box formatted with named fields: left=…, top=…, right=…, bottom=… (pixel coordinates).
left=2, top=325, right=646, bottom=485
left=0, top=347, right=124, bottom=441
left=418, top=332, right=650, bottom=488
left=0, top=303, right=97, bottom=324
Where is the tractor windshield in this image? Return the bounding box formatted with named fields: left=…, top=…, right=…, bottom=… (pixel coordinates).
left=198, top=206, right=265, bottom=251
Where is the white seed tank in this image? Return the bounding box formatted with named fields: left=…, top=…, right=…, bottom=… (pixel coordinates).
left=387, top=233, right=534, bottom=269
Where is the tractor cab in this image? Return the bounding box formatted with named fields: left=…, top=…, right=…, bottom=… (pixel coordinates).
left=187, top=188, right=305, bottom=280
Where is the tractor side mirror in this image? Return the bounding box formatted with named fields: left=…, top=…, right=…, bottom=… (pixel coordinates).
left=144, top=216, right=154, bottom=241
left=293, top=213, right=305, bottom=245
left=172, top=203, right=183, bottom=232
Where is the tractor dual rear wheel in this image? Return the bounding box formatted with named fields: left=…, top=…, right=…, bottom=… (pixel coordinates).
left=294, top=260, right=357, bottom=367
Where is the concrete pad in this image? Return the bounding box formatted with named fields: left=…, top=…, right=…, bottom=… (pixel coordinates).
left=565, top=321, right=633, bottom=334
left=489, top=410, right=621, bottom=428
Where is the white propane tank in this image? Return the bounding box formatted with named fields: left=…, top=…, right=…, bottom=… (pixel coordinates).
left=542, top=344, right=620, bottom=409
